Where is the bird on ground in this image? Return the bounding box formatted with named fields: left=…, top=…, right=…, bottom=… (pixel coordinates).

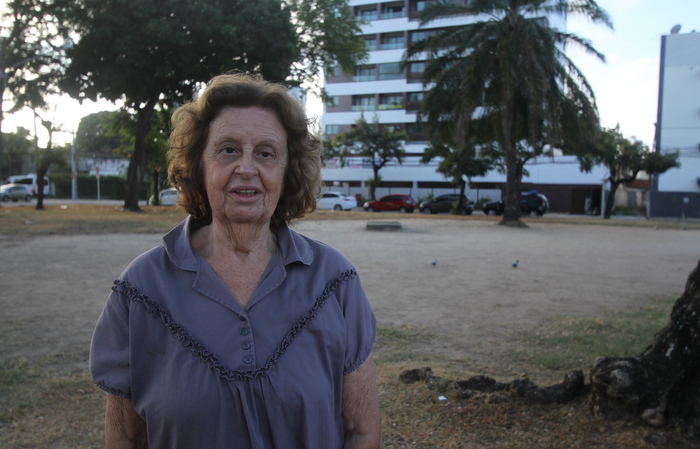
left=512, top=260, right=519, bottom=268
left=432, top=259, right=438, bottom=266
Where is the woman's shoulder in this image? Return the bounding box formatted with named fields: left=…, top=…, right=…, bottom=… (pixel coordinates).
left=286, top=226, right=353, bottom=271
left=118, top=244, right=169, bottom=282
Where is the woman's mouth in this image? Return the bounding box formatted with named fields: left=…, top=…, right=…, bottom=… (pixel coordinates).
left=234, top=189, right=258, bottom=196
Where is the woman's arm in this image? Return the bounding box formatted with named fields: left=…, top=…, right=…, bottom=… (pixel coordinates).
left=105, top=393, right=148, bottom=449
left=342, top=355, right=382, bottom=449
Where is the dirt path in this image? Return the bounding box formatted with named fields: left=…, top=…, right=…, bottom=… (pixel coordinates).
left=1, top=218, right=698, bottom=374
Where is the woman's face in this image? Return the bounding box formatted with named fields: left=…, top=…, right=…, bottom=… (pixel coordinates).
left=202, top=106, right=288, bottom=228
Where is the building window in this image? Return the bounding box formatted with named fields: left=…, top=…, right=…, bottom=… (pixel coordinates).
left=383, top=124, right=404, bottom=134
left=327, top=96, right=340, bottom=107
left=353, top=65, right=376, bottom=82
left=352, top=95, right=376, bottom=111
left=325, top=124, right=339, bottom=135
left=409, top=61, right=425, bottom=74
left=381, top=2, right=405, bottom=19
left=378, top=62, right=403, bottom=80
left=407, top=62, right=425, bottom=83
left=363, top=36, right=377, bottom=51
left=410, top=31, right=428, bottom=43
left=379, top=94, right=404, bottom=110
left=409, top=0, right=430, bottom=19
left=408, top=92, right=425, bottom=104
left=380, top=33, right=404, bottom=50
left=356, top=5, right=378, bottom=21
left=406, top=122, right=426, bottom=141
left=326, top=66, right=340, bottom=80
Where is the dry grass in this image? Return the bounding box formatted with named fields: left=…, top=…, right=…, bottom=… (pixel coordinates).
left=0, top=204, right=696, bottom=448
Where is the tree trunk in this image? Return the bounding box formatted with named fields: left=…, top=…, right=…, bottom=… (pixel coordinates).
left=500, top=102, right=521, bottom=224
left=458, top=180, right=467, bottom=215
left=124, top=100, right=157, bottom=212
left=604, top=182, right=619, bottom=219
left=35, top=167, right=48, bottom=210
left=590, top=260, right=700, bottom=437
left=152, top=168, right=160, bottom=205
left=369, top=161, right=382, bottom=201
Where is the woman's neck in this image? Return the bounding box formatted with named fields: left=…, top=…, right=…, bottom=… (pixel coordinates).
left=194, top=219, right=277, bottom=259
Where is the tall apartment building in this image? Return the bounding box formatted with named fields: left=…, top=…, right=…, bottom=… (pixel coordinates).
left=651, top=28, right=700, bottom=218
left=321, top=0, right=467, bottom=201
left=320, top=0, right=566, bottom=203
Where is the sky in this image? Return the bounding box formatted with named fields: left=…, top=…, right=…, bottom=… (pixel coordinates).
left=567, top=0, right=700, bottom=145
left=4, top=0, right=700, bottom=147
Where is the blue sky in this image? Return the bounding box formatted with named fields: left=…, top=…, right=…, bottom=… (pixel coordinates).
left=6, top=0, right=699, bottom=147
left=568, top=0, right=700, bottom=145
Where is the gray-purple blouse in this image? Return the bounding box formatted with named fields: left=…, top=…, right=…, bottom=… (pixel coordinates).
left=90, top=217, right=376, bottom=449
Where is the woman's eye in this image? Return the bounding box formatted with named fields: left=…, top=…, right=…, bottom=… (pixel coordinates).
left=222, top=147, right=236, bottom=155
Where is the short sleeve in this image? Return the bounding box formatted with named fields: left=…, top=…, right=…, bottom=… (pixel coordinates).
left=340, top=273, right=376, bottom=375
left=90, top=288, right=132, bottom=398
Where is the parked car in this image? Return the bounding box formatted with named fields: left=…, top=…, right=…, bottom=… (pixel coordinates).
left=317, top=191, right=357, bottom=211
left=522, top=191, right=549, bottom=215
left=482, top=191, right=549, bottom=216
left=481, top=199, right=504, bottom=216
left=420, top=194, right=474, bottom=215
left=4, top=174, right=50, bottom=196
left=363, top=194, right=417, bottom=213
left=0, top=184, right=32, bottom=202
left=148, top=187, right=180, bottom=206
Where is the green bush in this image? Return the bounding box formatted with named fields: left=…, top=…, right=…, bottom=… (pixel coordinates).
left=51, top=174, right=149, bottom=200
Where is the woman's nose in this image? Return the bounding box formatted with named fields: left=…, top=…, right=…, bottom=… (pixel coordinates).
left=234, top=152, right=257, bottom=177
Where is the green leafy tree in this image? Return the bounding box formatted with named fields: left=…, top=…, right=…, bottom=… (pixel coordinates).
left=421, top=140, right=494, bottom=214
left=404, top=0, right=611, bottom=224
left=61, top=0, right=365, bottom=212
left=75, top=111, right=131, bottom=158
left=61, top=0, right=298, bottom=211
left=78, top=108, right=171, bottom=204
left=325, top=114, right=406, bottom=200
left=1, top=127, right=33, bottom=177
left=0, top=0, right=72, bottom=181
left=579, top=125, right=680, bottom=219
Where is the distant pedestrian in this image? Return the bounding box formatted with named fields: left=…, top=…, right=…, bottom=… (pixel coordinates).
left=584, top=195, right=592, bottom=215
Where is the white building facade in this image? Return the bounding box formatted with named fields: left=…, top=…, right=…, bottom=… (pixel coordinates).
left=651, top=30, right=700, bottom=218
left=321, top=0, right=607, bottom=213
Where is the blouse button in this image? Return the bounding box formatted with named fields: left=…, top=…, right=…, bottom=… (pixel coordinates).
left=243, top=355, right=253, bottom=364
left=239, top=327, right=249, bottom=336
left=241, top=341, right=251, bottom=350
left=238, top=315, right=247, bottom=321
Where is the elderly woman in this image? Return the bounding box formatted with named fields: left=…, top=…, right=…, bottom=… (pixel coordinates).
left=90, top=73, right=381, bottom=448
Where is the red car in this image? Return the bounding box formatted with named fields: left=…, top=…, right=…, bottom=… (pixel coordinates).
left=363, top=194, right=417, bottom=213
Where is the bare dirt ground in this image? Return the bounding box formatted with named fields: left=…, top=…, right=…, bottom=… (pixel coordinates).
left=1, top=214, right=699, bottom=376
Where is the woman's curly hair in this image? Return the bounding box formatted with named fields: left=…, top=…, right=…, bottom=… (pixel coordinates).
left=167, top=73, right=322, bottom=228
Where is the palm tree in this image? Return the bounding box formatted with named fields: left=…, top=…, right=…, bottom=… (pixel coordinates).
left=405, top=0, right=612, bottom=224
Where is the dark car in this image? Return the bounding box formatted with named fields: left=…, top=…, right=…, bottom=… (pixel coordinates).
left=482, top=199, right=504, bottom=216
left=522, top=191, right=549, bottom=215
left=482, top=191, right=549, bottom=216
left=420, top=194, right=474, bottom=215
left=363, top=194, right=417, bottom=213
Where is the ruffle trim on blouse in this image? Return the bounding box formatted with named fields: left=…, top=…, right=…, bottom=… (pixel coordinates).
left=112, top=269, right=357, bottom=382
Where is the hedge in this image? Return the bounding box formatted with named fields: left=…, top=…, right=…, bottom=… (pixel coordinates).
left=50, top=174, right=149, bottom=200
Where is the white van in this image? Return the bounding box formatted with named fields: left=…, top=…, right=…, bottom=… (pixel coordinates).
left=4, top=174, right=52, bottom=196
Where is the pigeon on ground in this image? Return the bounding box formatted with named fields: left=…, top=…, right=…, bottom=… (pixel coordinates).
left=512, top=260, right=519, bottom=268
left=432, top=259, right=438, bottom=266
